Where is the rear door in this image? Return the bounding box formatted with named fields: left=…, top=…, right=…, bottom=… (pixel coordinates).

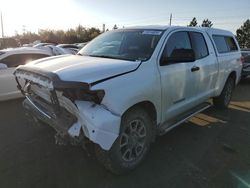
left=189, top=31, right=218, bottom=103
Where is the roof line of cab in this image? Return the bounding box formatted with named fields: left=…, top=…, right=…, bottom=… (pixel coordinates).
left=117, top=25, right=234, bottom=36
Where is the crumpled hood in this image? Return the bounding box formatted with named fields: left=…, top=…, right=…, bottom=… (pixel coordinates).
left=25, top=55, right=141, bottom=84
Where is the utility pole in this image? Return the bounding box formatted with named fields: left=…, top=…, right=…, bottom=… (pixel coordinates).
left=1, top=12, right=4, bottom=38
left=102, top=24, right=106, bottom=33
left=22, top=25, right=26, bottom=34
left=0, top=12, right=4, bottom=49
left=169, top=13, right=172, bottom=26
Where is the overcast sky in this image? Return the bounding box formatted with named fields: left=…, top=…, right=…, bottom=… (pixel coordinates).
left=0, top=0, right=249, bottom=36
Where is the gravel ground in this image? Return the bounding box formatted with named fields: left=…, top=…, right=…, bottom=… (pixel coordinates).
left=0, top=78, right=249, bottom=188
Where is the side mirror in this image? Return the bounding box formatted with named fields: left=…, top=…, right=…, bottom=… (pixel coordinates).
left=0, top=63, right=8, bottom=70
left=161, top=49, right=196, bottom=65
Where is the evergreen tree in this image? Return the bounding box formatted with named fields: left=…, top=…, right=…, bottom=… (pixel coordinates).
left=188, top=17, right=198, bottom=27
left=201, top=19, right=213, bottom=27
left=236, top=19, right=250, bottom=48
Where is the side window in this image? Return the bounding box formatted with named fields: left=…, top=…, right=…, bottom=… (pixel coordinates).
left=0, top=54, right=20, bottom=67
left=161, top=31, right=192, bottom=65
left=0, top=53, right=49, bottom=67
left=225, top=37, right=238, bottom=52
left=213, top=35, right=239, bottom=53
left=166, top=32, right=192, bottom=57
left=190, top=32, right=209, bottom=59
left=22, top=54, right=49, bottom=63
left=213, top=35, right=229, bottom=53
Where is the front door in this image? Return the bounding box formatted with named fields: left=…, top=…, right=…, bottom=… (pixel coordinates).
left=158, top=31, right=197, bottom=124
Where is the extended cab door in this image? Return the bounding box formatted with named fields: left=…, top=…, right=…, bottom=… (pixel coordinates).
left=189, top=31, right=218, bottom=103
left=158, top=31, right=197, bottom=123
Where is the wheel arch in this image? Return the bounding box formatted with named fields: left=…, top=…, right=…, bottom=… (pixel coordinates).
left=228, top=71, right=237, bottom=85
left=216, top=70, right=237, bottom=97
left=122, top=101, right=157, bottom=126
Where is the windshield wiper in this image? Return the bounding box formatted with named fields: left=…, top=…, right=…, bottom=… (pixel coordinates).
left=88, top=54, right=135, bottom=61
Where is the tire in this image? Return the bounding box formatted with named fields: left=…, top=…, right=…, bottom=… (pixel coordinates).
left=95, top=107, right=154, bottom=174
left=213, top=77, right=235, bottom=109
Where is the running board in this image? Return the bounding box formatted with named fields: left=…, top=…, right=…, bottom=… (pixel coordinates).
left=159, top=102, right=212, bottom=135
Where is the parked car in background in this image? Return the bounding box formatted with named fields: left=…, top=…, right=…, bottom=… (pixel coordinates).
left=15, top=26, right=242, bottom=174
left=44, top=45, right=74, bottom=56
left=0, top=47, right=51, bottom=101
left=57, top=44, right=79, bottom=49
left=33, top=43, right=55, bottom=48
left=57, top=44, right=80, bottom=54
left=34, top=44, right=75, bottom=56
left=241, top=49, right=250, bottom=78
left=75, top=42, right=88, bottom=49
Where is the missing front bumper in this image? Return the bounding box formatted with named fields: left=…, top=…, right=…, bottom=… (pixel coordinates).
left=23, top=96, right=121, bottom=150
left=23, top=96, right=77, bottom=136
left=15, top=66, right=121, bottom=151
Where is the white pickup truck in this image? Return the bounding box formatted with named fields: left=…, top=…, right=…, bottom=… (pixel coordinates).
left=15, top=26, right=242, bottom=174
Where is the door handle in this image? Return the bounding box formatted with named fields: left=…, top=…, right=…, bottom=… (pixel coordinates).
left=191, top=66, right=200, bottom=72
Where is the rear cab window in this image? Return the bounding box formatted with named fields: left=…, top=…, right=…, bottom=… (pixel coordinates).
left=212, top=35, right=239, bottom=54
left=225, top=37, right=238, bottom=52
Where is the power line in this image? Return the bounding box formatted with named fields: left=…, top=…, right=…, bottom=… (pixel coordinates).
left=93, top=7, right=249, bottom=26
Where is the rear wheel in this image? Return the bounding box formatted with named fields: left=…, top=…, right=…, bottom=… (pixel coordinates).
left=213, top=77, right=235, bottom=109
left=95, top=107, right=154, bottom=174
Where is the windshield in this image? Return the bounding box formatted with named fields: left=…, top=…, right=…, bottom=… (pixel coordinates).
left=78, top=29, right=163, bottom=61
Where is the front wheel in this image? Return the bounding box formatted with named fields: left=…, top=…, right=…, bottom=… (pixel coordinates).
left=95, top=107, right=154, bottom=174
left=213, top=77, right=235, bottom=109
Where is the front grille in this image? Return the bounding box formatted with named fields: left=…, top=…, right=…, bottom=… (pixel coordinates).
left=26, top=94, right=77, bottom=133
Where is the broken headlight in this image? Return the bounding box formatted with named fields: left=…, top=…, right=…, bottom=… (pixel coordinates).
left=62, top=88, right=105, bottom=104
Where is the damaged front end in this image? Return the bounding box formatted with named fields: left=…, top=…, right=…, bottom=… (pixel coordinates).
left=14, top=66, right=121, bottom=151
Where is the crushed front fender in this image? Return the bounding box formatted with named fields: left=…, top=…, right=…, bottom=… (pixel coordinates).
left=74, top=101, right=121, bottom=150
